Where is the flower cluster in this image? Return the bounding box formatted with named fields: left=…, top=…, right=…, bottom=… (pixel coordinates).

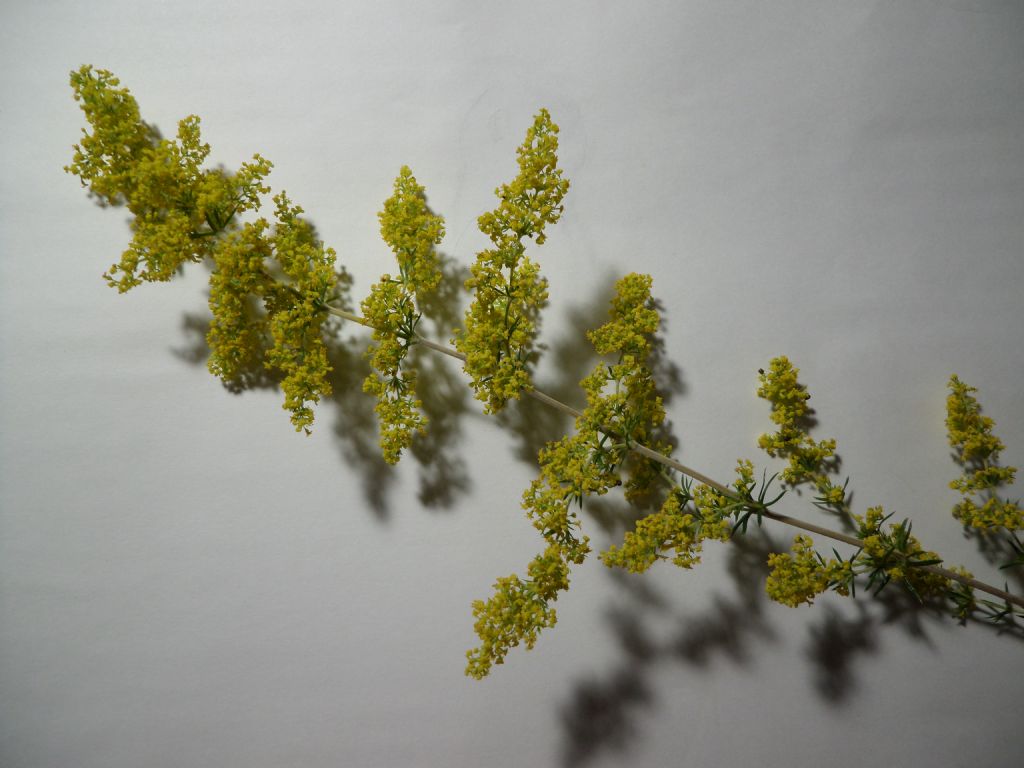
left=465, top=273, right=665, bottom=678
left=602, top=422, right=797, bottom=579
left=757, top=356, right=845, bottom=506
left=601, top=470, right=742, bottom=574
left=65, top=66, right=157, bottom=207
left=766, top=506, right=950, bottom=609
left=454, top=109, right=569, bottom=413
left=765, top=535, right=853, bottom=607
left=945, top=375, right=1022, bottom=532
left=67, top=66, right=272, bottom=292
left=361, top=167, right=445, bottom=463
left=599, top=313, right=811, bottom=578
left=206, top=220, right=276, bottom=385
left=260, top=194, right=342, bottom=433
left=582, top=273, right=672, bottom=500
left=852, top=506, right=948, bottom=601
left=67, top=65, right=346, bottom=433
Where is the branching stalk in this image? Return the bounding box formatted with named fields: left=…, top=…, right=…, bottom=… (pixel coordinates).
left=321, top=304, right=1024, bottom=611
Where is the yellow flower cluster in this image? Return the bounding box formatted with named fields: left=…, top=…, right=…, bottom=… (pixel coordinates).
left=206, top=220, right=276, bottom=385
left=67, top=66, right=346, bottom=433
left=67, top=67, right=272, bottom=293
left=464, top=437, right=599, bottom=679
left=757, top=356, right=845, bottom=505
left=580, top=273, right=670, bottom=499
left=601, top=476, right=735, bottom=573
left=596, top=278, right=760, bottom=575
left=601, top=457, right=765, bottom=576
left=465, top=273, right=665, bottom=679
left=455, top=109, right=569, bottom=413
left=65, top=66, right=156, bottom=207
left=945, top=375, right=1022, bottom=532
left=261, top=194, right=341, bottom=433
left=465, top=544, right=572, bottom=680
left=766, top=507, right=954, bottom=609
left=765, top=535, right=852, bottom=607
left=853, top=506, right=948, bottom=600
left=361, top=167, right=445, bottom=463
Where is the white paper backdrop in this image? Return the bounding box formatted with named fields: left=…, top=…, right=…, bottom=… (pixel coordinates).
left=2, top=2, right=1022, bottom=766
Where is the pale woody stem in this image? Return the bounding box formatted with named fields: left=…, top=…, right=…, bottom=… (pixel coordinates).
left=322, top=304, right=1024, bottom=611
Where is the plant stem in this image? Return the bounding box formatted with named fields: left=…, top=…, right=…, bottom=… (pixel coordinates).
left=321, top=304, right=1024, bottom=611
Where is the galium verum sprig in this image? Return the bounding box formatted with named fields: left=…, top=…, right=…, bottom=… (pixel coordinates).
left=600, top=460, right=775, bottom=574
left=466, top=273, right=666, bottom=678
left=454, top=109, right=569, bottom=414
left=66, top=65, right=348, bottom=434
left=755, top=361, right=950, bottom=608
left=361, top=167, right=445, bottom=464
left=757, top=356, right=847, bottom=508
left=68, top=67, right=1024, bottom=679
left=945, top=375, right=1023, bottom=534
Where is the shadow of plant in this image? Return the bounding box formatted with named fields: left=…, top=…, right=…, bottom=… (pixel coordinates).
left=407, top=251, right=474, bottom=508
left=805, top=603, right=878, bottom=703
left=969, top=530, right=1024, bottom=593
left=323, top=326, right=397, bottom=519
left=555, top=534, right=864, bottom=766
left=558, top=528, right=780, bottom=768
left=173, top=302, right=399, bottom=519
left=492, top=293, right=610, bottom=468
left=558, top=512, right=1024, bottom=766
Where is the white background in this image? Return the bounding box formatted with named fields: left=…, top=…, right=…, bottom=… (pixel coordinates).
left=2, top=1, right=1022, bottom=766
